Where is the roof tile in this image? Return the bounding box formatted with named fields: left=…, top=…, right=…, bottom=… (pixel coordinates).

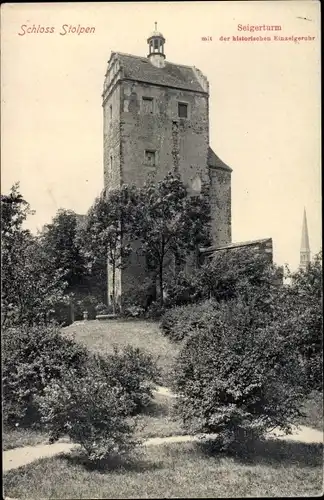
left=114, top=52, right=207, bottom=93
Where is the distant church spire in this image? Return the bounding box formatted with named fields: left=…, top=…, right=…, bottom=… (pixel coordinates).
left=300, top=208, right=311, bottom=270
left=147, top=22, right=166, bottom=68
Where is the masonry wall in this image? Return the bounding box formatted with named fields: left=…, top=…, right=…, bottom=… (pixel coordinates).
left=103, top=84, right=122, bottom=190
left=119, top=81, right=210, bottom=190
left=209, top=167, right=231, bottom=247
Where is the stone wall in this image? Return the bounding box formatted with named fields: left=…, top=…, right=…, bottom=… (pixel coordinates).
left=119, top=81, right=210, bottom=191
left=209, top=167, right=231, bottom=247
left=103, top=84, right=122, bottom=190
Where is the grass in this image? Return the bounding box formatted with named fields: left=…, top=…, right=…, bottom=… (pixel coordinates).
left=2, top=392, right=183, bottom=452
left=296, top=390, right=323, bottom=431
left=135, top=392, right=185, bottom=439
left=2, top=427, right=48, bottom=451
left=63, top=319, right=178, bottom=386
left=3, top=439, right=323, bottom=498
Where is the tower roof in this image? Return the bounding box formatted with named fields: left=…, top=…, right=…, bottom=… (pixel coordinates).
left=147, top=22, right=165, bottom=40
left=300, top=208, right=310, bottom=252
left=208, top=147, right=232, bottom=172
left=109, top=52, right=207, bottom=93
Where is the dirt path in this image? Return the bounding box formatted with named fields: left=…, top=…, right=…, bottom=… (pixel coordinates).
left=3, top=425, right=323, bottom=473
left=3, top=386, right=322, bottom=473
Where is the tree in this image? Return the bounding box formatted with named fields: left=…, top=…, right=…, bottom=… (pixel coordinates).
left=131, top=173, right=211, bottom=305
left=40, top=209, right=88, bottom=295
left=82, top=186, right=137, bottom=313
left=278, top=252, right=323, bottom=391
left=1, top=184, right=67, bottom=327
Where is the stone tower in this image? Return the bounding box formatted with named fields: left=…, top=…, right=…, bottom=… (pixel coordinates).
left=300, top=208, right=311, bottom=270
left=102, top=25, right=232, bottom=304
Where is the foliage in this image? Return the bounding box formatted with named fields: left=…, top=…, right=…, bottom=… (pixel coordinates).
left=130, top=172, right=211, bottom=305
left=1, top=182, right=33, bottom=235
left=40, top=209, right=89, bottom=295
left=278, top=252, right=323, bottom=391
left=160, top=299, right=220, bottom=342
left=37, top=366, right=139, bottom=462
left=95, top=302, right=110, bottom=315
left=2, top=323, right=89, bottom=427
left=201, top=247, right=282, bottom=304
left=163, top=268, right=205, bottom=307
left=93, top=346, right=160, bottom=413
left=121, top=277, right=157, bottom=317
left=1, top=184, right=67, bottom=327
left=173, top=298, right=308, bottom=449
left=81, top=186, right=137, bottom=314
left=37, top=345, right=158, bottom=461
left=73, top=294, right=101, bottom=320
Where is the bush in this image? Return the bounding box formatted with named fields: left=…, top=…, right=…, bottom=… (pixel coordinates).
left=160, top=299, right=220, bottom=342
left=203, top=248, right=279, bottom=302
left=2, top=323, right=89, bottom=427
left=121, top=278, right=157, bottom=314
left=122, top=305, right=145, bottom=318
left=37, top=345, right=159, bottom=462
left=95, top=302, right=116, bottom=315
left=173, top=298, right=308, bottom=449
left=164, top=269, right=205, bottom=307
left=37, top=365, right=139, bottom=462
left=145, top=301, right=165, bottom=320
left=94, top=345, right=160, bottom=413
left=74, top=294, right=100, bottom=320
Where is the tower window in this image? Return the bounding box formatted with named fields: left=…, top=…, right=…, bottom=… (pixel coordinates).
left=142, top=97, right=154, bottom=114
left=154, top=39, right=159, bottom=51
left=110, top=155, right=113, bottom=171
left=145, top=150, right=156, bottom=167
left=178, top=102, right=188, bottom=118
left=110, top=104, right=112, bottom=120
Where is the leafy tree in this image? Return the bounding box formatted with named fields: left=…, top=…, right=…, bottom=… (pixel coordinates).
left=1, top=184, right=66, bottom=327
left=40, top=209, right=88, bottom=295
left=131, top=173, right=211, bottom=305
left=1, top=182, right=32, bottom=236
left=277, top=252, right=323, bottom=391
left=81, top=186, right=137, bottom=313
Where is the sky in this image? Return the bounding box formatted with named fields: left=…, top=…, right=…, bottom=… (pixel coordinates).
left=1, top=1, right=321, bottom=270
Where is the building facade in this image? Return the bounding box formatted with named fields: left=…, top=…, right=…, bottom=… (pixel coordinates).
left=102, top=26, right=232, bottom=303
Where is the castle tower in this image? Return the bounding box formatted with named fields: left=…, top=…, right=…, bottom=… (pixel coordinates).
left=300, top=208, right=311, bottom=270
left=102, top=25, right=232, bottom=305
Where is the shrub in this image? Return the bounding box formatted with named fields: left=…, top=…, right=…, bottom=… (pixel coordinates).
left=123, top=305, right=145, bottom=318
left=37, top=345, right=158, bottom=462
left=164, top=269, right=205, bottom=307
left=74, top=294, right=100, bottom=320
left=173, top=298, right=308, bottom=449
left=94, top=345, right=160, bottom=413
left=121, top=278, right=157, bottom=313
left=202, top=248, right=279, bottom=302
left=2, top=323, right=89, bottom=427
left=37, top=366, right=139, bottom=462
left=160, top=299, right=220, bottom=342
left=145, top=301, right=165, bottom=320
left=95, top=302, right=116, bottom=315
